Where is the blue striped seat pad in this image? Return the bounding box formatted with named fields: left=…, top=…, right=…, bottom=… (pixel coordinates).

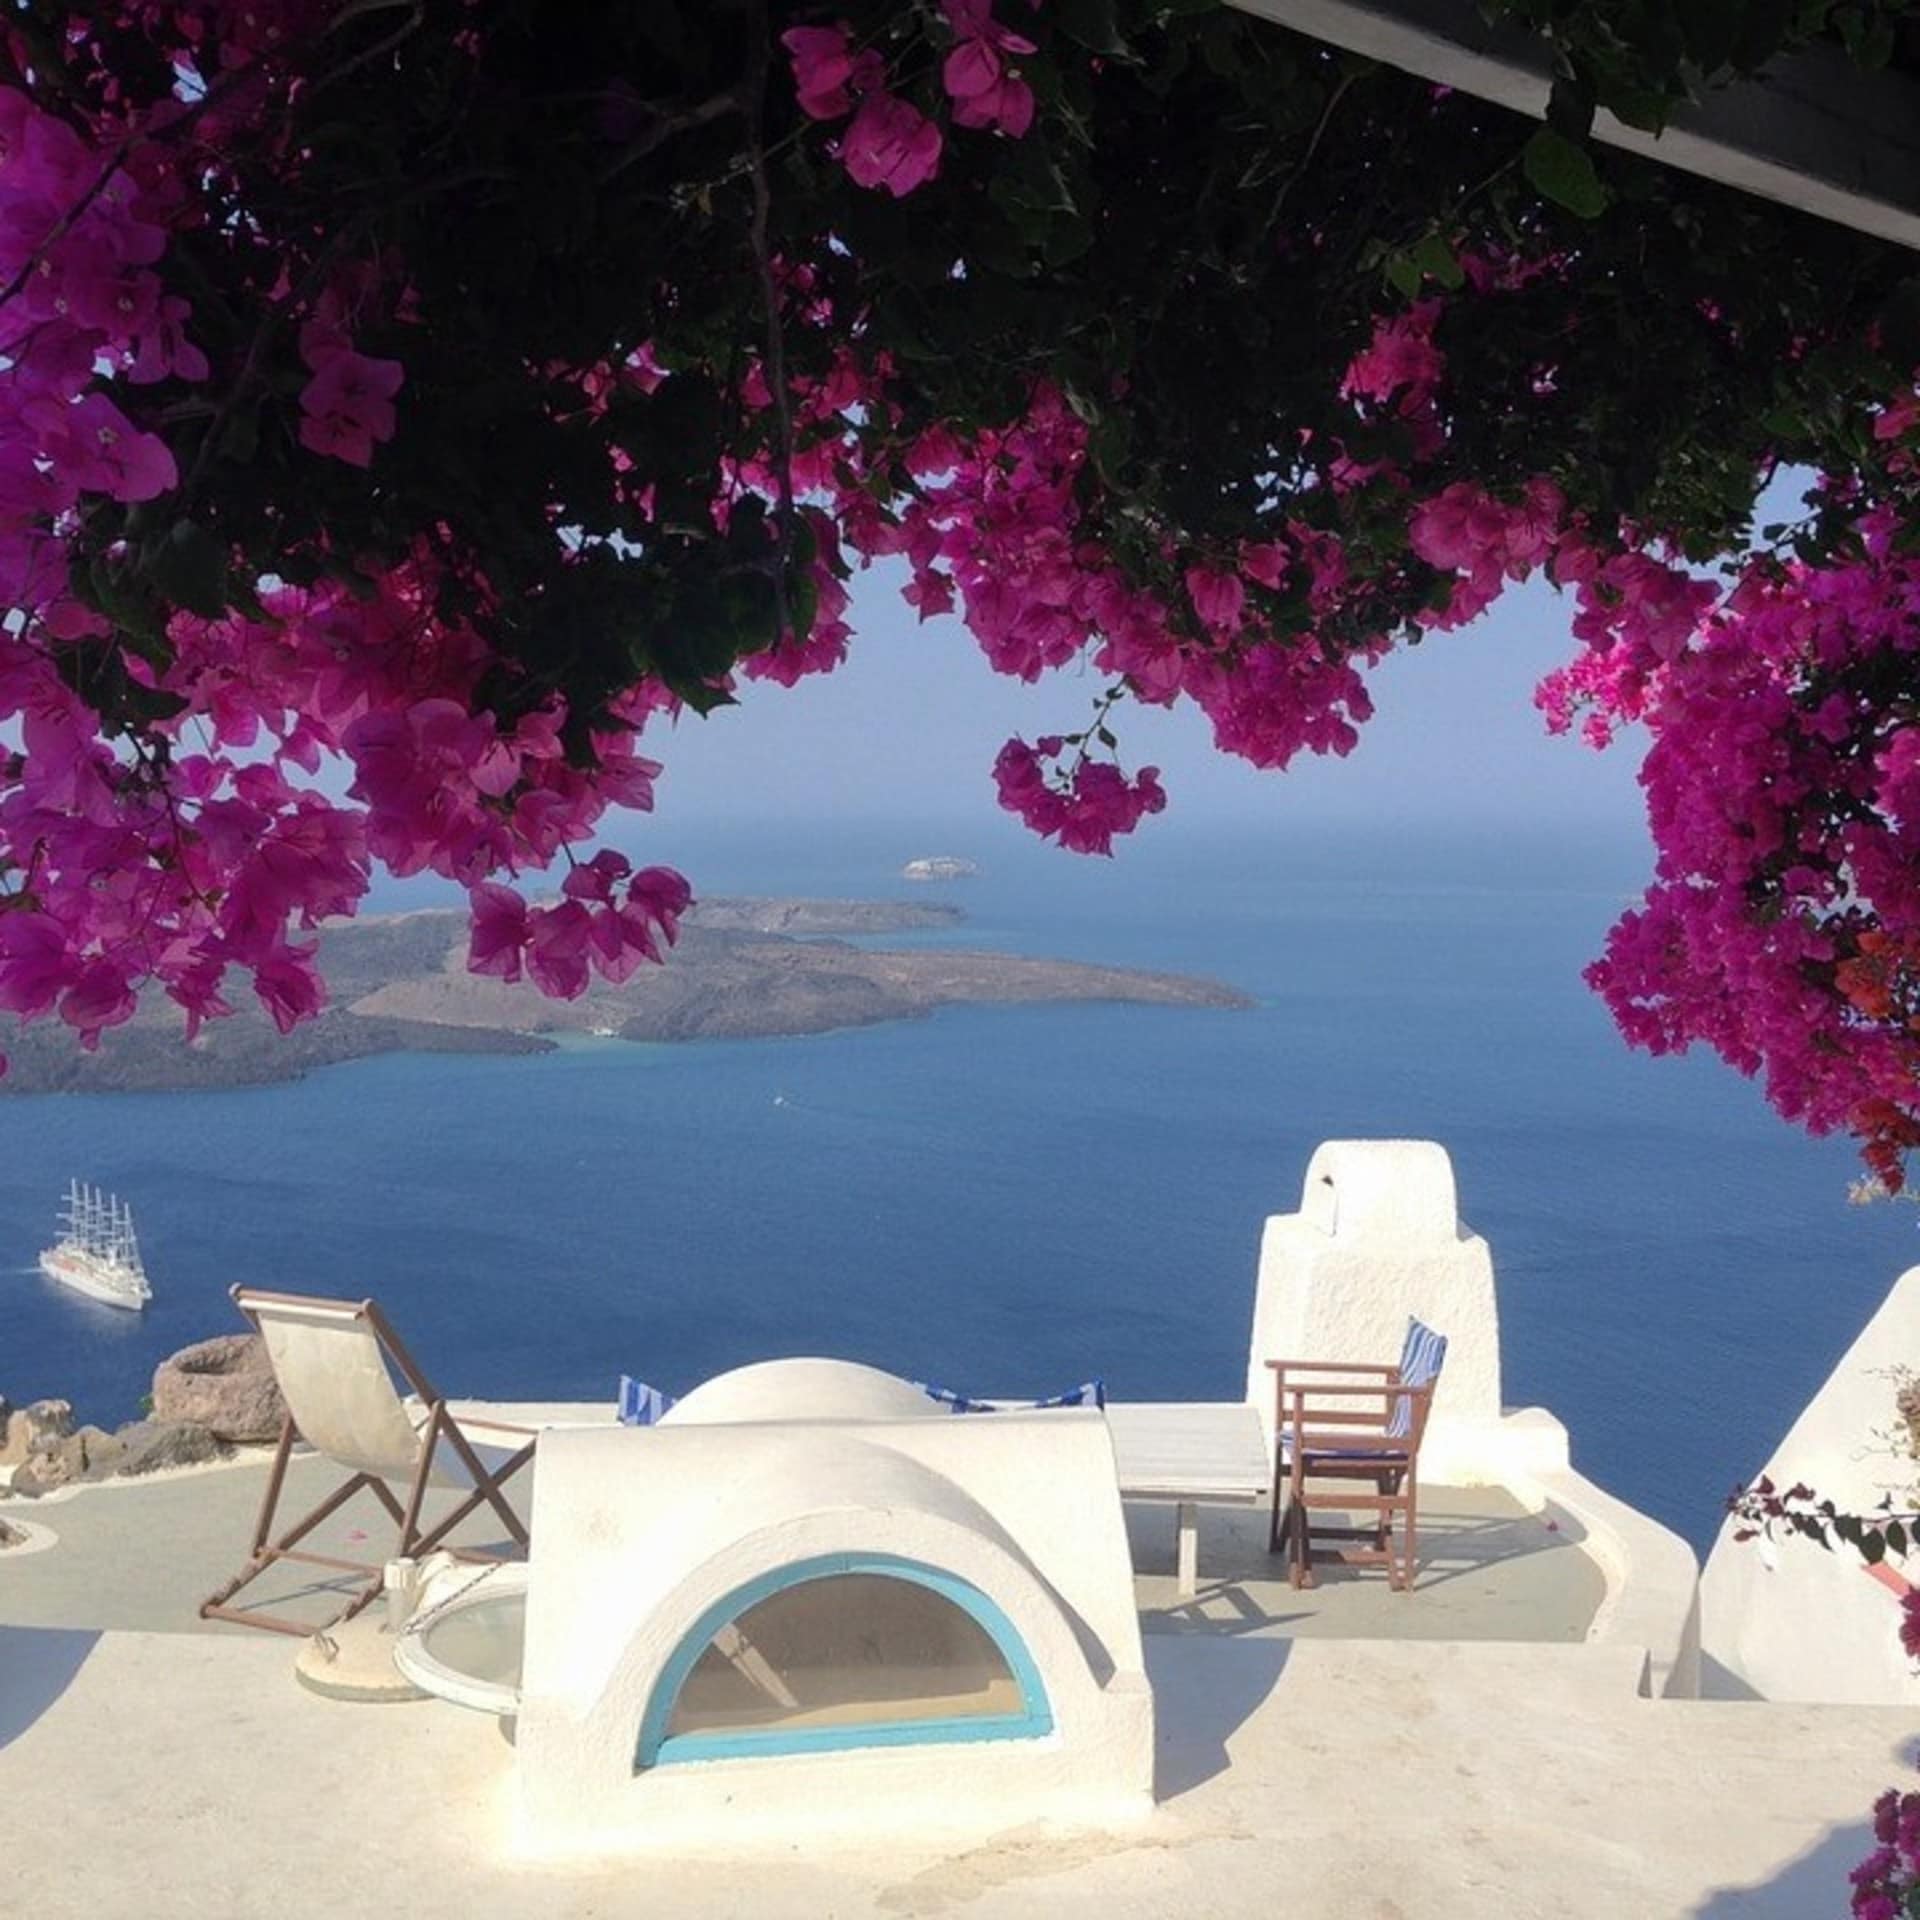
left=915, top=1378, right=1106, bottom=1414
left=1279, top=1432, right=1405, bottom=1462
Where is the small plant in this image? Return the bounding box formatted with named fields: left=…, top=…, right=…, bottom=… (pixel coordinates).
left=1849, top=1786, right=1920, bottom=1920
left=1728, top=1374, right=1920, bottom=1916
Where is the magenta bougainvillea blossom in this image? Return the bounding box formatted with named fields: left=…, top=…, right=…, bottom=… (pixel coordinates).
left=0, top=0, right=1918, bottom=1193
left=1852, top=1782, right=1920, bottom=1920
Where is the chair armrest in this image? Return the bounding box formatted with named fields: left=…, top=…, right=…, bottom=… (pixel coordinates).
left=1285, top=1383, right=1433, bottom=1450
left=1263, top=1360, right=1397, bottom=1374
left=1287, top=1384, right=1429, bottom=1416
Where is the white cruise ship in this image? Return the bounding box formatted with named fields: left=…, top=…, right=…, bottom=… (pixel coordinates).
left=39, top=1181, right=151, bottom=1311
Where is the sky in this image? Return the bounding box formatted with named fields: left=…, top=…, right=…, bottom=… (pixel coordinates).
left=646, top=557, right=1649, bottom=852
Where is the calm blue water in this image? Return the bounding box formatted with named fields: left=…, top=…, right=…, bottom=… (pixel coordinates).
left=0, top=821, right=1909, bottom=1551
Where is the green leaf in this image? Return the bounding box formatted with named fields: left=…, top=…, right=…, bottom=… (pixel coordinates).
left=149, top=520, right=230, bottom=620
left=1888, top=1520, right=1908, bottom=1558
left=1731, top=0, right=1794, bottom=68
left=1410, top=232, right=1466, bottom=291
left=787, top=567, right=819, bottom=642
left=1522, top=127, right=1608, bottom=219
left=1543, top=76, right=1595, bottom=141
left=1880, top=277, right=1920, bottom=373
left=1089, top=410, right=1132, bottom=481
left=1859, top=16, right=1898, bottom=72
left=218, top=406, right=259, bottom=465
left=1384, top=251, right=1422, bottom=300
left=1862, top=1529, right=1887, bottom=1565
left=1603, top=85, right=1671, bottom=134
left=1053, top=0, right=1129, bottom=57
left=1042, top=213, right=1095, bottom=267
left=1678, top=0, right=1744, bottom=73
left=117, top=677, right=190, bottom=728
left=675, top=680, right=736, bottom=718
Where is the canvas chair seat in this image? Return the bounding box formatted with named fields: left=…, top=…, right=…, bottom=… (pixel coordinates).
left=202, top=1287, right=546, bottom=1637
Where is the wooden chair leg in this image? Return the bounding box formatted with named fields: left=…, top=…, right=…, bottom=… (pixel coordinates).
left=1296, top=1499, right=1317, bottom=1590
left=243, top=1416, right=298, bottom=1555
left=1400, top=1471, right=1420, bottom=1593
left=408, top=1445, right=533, bottom=1560
left=395, top=1405, right=442, bottom=1559
left=1269, top=1453, right=1287, bottom=1553
left=1289, top=1457, right=1316, bottom=1591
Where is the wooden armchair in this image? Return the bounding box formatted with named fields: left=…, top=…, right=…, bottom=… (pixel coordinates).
left=1264, top=1318, right=1447, bottom=1593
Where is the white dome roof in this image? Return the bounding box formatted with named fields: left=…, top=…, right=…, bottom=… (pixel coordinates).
left=660, top=1357, right=942, bottom=1427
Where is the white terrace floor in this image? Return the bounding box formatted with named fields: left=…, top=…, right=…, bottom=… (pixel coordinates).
left=0, top=1452, right=1905, bottom=1919
left=0, top=1448, right=1606, bottom=1643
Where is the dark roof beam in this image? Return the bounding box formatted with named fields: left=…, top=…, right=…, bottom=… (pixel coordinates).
left=1230, top=0, right=1920, bottom=253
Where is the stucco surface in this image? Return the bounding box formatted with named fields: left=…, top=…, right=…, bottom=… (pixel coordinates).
left=1701, top=1263, right=1920, bottom=1704
left=0, top=1622, right=1901, bottom=1919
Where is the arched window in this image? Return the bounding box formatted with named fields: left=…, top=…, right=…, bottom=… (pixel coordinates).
left=637, top=1553, right=1052, bottom=1767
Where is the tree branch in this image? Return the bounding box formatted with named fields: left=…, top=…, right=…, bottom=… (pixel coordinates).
left=745, top=0, right=798, bottom=643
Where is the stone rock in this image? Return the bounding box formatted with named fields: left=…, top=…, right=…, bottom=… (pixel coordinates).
left=0, top=1516, right=27, bottom=1549
left=0, top=1399, right=74, bottom=1468
left=152, top=1334, right=286, bottom=1443
left=109, top=1419, right=226, bottom=1477
left=14, top=1422, right=120, bottom=1495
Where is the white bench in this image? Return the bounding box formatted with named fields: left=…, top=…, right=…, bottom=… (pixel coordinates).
left=1106, top=1401, right=1271, bottom=1598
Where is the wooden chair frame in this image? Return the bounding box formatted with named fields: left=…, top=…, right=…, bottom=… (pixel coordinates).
left=201, top=1287, right=534, bottom=1637
left=1263, top=1359, right=1436, bottom=1593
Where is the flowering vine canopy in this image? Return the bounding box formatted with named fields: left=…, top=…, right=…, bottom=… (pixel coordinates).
left=4, top=0, right=1920, bottom=1183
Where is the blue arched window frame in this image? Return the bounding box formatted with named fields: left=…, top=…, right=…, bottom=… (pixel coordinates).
left=636, top=1552, right=1054, bottom=1768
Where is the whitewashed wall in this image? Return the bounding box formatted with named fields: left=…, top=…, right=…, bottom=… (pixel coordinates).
left=1700, top=1264, right=1920, bottom=1704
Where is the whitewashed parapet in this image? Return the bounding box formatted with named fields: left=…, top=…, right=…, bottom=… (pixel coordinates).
left=1701, top=1265, right=1920, bottom=1705
left=1245, top=1140, right=1501, bottom=1453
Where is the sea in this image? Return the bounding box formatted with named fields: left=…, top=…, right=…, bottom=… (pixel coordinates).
left=0, top=817, right=1910, bottom=1554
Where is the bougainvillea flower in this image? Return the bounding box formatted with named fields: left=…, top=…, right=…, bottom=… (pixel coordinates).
left=840, top=94, right=941, bottom=196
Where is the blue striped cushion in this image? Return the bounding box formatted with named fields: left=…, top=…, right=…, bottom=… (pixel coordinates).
left=916, top=1378, right=1106, bottom=1414
left=1385, top=1319, right=1448, bottom=1439
left=617, top=1375, right=676, bottom=1426
left=1278, top=1432, right=1400, bottom=1462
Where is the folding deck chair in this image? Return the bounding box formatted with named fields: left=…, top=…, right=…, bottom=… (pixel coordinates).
left=201, top=1286, right=536, bottom=1636
left=1264, top=1316, right=1447, bottom=1593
